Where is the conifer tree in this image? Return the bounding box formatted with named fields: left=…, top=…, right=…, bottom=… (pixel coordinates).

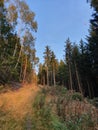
left=0, top=0, right=21, bottom=83
left=43, top=46, right=51, bottom=86
left=64, top=38, right=73, bottom=90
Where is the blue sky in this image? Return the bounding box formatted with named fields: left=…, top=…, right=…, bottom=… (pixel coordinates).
left=27, top=0, right=93, bottom=63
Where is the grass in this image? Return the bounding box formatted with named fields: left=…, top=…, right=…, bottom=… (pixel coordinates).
left=28, top=86, right=98, bottom=130
left=45, top=86, right=98, bottom=130
left=0, top=107, right=23, bottom=130
left=0, top=84, right=40, bottom=130
left=0, top=85, right=98, bottom=130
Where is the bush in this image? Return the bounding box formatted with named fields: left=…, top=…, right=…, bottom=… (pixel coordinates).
left=71, top=92, right=83, bottom=101
left=49, top=86, right=67, bottom=96
left=52, top=116, right=68, bottom=130
left=60, top=87, right=67, bottom=95
left=32, top=91, right=68, bottom=130
left=89, top=98, right=98, bottom=108
left=33, top=92, right=46, bottom=110
left=66, top=113, right=95, bottom=130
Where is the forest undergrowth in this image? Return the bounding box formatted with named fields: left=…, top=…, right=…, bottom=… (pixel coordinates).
left=0, top=85, right=98, bottom=130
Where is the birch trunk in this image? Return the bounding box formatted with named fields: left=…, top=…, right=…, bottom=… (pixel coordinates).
left=22, top=55, right=27, bottom=84
left=13, top=43, right=17, bottom=57
left=14, top=45, right=23, bottom=69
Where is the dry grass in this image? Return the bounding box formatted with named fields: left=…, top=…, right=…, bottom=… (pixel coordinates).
left=0, top=84, right=40, bottom=120
left=44, top=87, right=98, bottom=129
left=0, top=85, right=98, bottom=130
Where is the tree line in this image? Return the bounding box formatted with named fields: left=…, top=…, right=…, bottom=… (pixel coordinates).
left=38, top=0, right=98, bottom=98
left=0, top=0, right=38, bottom=84
left=0, top=0, right=98, bottom=97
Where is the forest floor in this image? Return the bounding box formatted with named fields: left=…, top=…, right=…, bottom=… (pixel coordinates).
left=0, top=85, right=98, bottom=130
left=0, top=83, right=40, bottom=119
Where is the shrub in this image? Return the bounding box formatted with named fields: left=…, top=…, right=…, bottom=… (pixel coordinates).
left=52, top=115, right=68, bottom=130
left=33, top=92, right=46, bottom=110
left=71, top=92, right=83, bottom=101
left=60, top=87, right=67, bottom=95
left=89, top=98, right=98, bottom=108
left=66, top=113, right=95, bottom=130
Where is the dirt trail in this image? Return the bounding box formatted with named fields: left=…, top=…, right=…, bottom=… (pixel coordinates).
left=0, top=84, right=40, bottom=119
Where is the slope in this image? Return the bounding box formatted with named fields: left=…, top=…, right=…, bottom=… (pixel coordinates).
left=0, top=84, right=40, bottom=119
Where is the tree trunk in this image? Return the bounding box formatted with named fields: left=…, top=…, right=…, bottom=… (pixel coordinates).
left=41, top=73, right=42, bottom=85
left=46, top=66, right=49, bottom=86
left=23, top=55, right=27, bottom=84
left=50, top=71, right=52, bottom=86
left=13, top=43, right=17, bottom=57
left=15, top=45, right=23, bottom=69
left=68, top=61, right=72, bottom=90
left=43, top=75, right=45, bottom=86
left=53, top=68, right=56, bottom=86
left=74, top=61, right=82, bottom=94
left=87, top=79, right=92, bottom=98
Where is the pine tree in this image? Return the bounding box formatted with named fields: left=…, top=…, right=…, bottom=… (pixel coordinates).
left=43, top=46, right=51, bottom=86
left=0, top=1, right=21, bottom=84
left=38, top=63, right=46, bottom=85
left=72, top=44, right=83, bottom=94
left=57, top=60, right=67, bottom=86
left=64, top=38, right=73, bottom=90
left=86, top=0, right=98, bottom=96
left=50, top=51, right=58, bottom=86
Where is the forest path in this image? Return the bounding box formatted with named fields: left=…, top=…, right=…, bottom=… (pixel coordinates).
left=0, top=84, right=40, bottom=119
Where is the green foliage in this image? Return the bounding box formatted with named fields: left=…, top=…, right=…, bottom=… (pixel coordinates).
left=0, top=0, right=38, bottom=85
left=33, top=92, right=46, bottom=109
left=60, top=87, right=67, bottom=95
left=89, top=97, right=98, bottom=108
left=41, top=87, right=49, bottom=95
left=0, top=88, right=97, bottom=130
left=86, top=0, right=98, bottom=96
left=51, top=116, right=68, bottom=130
left=32, top=90, right=97, bottom=130
left=32, top=91, right=68, bottom=130
left=30, top=92, right=52, bottom=130
left=57, top=60, right=68, bottom=86
left=66, top=113, right=95, bottom=130
left=0, top=1, right=19, bottom=84
left=71, top=92, right=83, bottom=101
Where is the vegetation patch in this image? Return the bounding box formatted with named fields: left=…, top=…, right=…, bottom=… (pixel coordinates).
left=0, top=107, right=23, bottom=130
left=71, top=92, right=83, bottom=101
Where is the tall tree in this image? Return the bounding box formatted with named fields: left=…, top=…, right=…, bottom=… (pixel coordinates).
left=0, top=0, right=38, bottom=84
left=86, top=0, right=98, bottom=96
left=4, top=0, right=37, bottom=71
left=72, top=44, right=83, bottom=94
left=43, top=46, right=51, bottom=86
left=64, top=38, right=73, bottom=90
left=57, top=60, right=68, bottom=86
left=38, top=63, right=46, bottom=85
left=0, top=0, right=21, bottom=83
left=22, top=31, right=39, bottom=83
left=50, top=51, right=57, bottom=86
